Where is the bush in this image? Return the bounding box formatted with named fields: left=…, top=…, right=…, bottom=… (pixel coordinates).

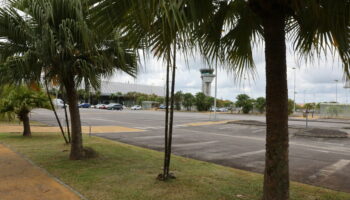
left=235, top=94, right=253, bottom=114
left=195, top=92, right=214, bottom=111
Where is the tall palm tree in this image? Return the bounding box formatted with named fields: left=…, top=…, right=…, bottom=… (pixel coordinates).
left=91, top=0, right=186, bottom=180
left=0, top=0, right=138, bottom=160
left=186, top=1, right=349, bottom=199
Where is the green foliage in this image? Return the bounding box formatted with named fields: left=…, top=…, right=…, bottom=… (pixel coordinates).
left=174, top=91, right=183, bottom=110
left=288, top=99, right=295, bottom=115
left=0, top=85, right=50, bottom=121
left=195, top=92, right=214, bottom=111
left=0, top=0, right=137, bottom=90
left=124, top=92, right=164, bottom=105
left=235, top=94, right=253, bottom=114
left=216, top=99, right=233, bottom=108
left=255, top=97, right=266, bottom=114
left=182, top=93, right=195, bottom=111
left=304, top=103, right=316, bottom=111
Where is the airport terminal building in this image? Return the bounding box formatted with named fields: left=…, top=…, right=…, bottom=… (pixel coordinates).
left=97, top=81, right=164, bottom=97
left=85, top=81, right=164, bottom=106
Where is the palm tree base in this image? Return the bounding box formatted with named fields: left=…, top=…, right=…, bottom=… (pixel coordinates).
left=157, top=172, right=176, bottom=181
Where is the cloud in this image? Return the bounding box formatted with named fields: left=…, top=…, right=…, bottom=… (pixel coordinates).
left=111, top=44, right=347, bottom=104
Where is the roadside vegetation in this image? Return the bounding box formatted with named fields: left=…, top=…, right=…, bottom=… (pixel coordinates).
left=0, top=132, right=349, bottom=200
left=0, top=85, right=50, bottom=136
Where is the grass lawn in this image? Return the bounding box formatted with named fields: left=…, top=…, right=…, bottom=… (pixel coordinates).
left=0, top=119, right=45, bottom=126
left=0, top=132, right=349, bottom=200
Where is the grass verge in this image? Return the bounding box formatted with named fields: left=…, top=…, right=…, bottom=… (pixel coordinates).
left=0, top=132, right=349, bottom=200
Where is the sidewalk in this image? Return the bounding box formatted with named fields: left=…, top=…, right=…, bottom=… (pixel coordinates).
left=0, top=144, right=82, bottom=200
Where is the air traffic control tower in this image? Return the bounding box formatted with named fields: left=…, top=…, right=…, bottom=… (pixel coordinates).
left=200, top=68, right=216, bottom=96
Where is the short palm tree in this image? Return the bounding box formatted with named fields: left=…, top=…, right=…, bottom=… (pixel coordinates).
left=0, top=85, right=50, bottom=136
left=0, top=0, right=138, bottom=160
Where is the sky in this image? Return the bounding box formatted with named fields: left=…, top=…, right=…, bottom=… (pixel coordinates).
left=1, top=0, right=348, bottom=104
left=111, top=45, right=348, bottom=104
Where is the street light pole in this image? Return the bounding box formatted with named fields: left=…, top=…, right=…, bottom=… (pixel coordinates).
left=335, top=80, right=339, bottom=102
left=213, top=65, right=218, bottom=120
left=292, top=67, right=296, bottom=112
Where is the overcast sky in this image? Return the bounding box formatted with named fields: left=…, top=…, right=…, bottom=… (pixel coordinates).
left=1, top=0, right=347, bottom=104
left=111, top=45, right=347, bottom=104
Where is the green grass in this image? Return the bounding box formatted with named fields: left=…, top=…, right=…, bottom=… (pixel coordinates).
left=0, top=132, right=349, bottom=200
left=0, top=119, right=45, bottom=126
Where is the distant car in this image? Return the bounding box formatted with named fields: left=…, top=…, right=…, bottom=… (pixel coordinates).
left=159, top=105, right=166, bottom=109
left=79, top=103, right=91, bottom=108
left=107, top=103, right=123, bottom=110
left=96, top=104, right=107, bottom=109
left=53, top=98, right=67, bottom=108
left=210, top=107, right=220, bottom=112
left=131, top=105, right=142, bottom=110
left=218, top=108, right=228, bottom=112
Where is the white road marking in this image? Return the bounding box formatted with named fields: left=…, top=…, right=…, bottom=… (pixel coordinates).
left=252, top=129, right=264, bottom=134
left=172, top=141, right=218, bottom=148
left=229, top=150, right=265, bottom=159
left=184, top=129, right=350, bottom=154
left=134, top=126, right=163, bottom=130
left=219, top=126, right=234, bottom=130
left=133, top=135, right=164, bottom=139
left=150, top=141, right=218, bottom=148
left=309, top=159, right=350, bottom=181
left=132, top=135, right=185, bottom=140
left=85, top=118, right=136, bottom=125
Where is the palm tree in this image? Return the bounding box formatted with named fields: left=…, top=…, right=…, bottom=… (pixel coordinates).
left=186, top=1, right=348, bottom=199
left=0, top=85, right=50, bottom=136
left=91, top=0, right=187, bottom=180
left=0, top=0, right=137, bottom=160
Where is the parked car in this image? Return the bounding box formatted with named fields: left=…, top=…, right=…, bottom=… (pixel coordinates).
left=79, top=103, right=91, bottom=108
left=52, top=98, right=66, bottom=108
left=159, top=105, right=166, bottom=109
left=218, top=108, right=228, bottom=112
left=107, top=103, right=123, bottom=110
left=131, top=105, right=142, bottom=110
left=96, top=104, right=107, bottom=109
left=210, top=107, right=220, bottom=112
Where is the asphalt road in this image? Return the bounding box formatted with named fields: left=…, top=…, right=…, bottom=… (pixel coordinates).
left=30, top=108, right=350, bottom=192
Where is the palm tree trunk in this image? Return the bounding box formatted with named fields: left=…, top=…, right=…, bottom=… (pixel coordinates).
left=262, top=11, right=289, bottom=200
left=21, top=111, right=31, bottom=137
left=64, top=77, right=84, bottom=160
left=165, top=40, right=177, bottom=175
left=44, top=80, right=69, bottom=144
left=63, top=98, right=71, bottom=143
left=162, top=47, right=171, bottom=179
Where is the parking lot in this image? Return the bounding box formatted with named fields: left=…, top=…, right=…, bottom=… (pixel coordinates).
left=31, top=108, right=350, bottom=192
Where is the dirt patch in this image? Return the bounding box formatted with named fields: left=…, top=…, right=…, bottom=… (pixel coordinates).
left=227, top=120, right=266, bottom=126
left=0, top=144, right=82, bottom=200
left=184, top=120, right=232, bottom=127
left=295, top=128, right=348, bottom=138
